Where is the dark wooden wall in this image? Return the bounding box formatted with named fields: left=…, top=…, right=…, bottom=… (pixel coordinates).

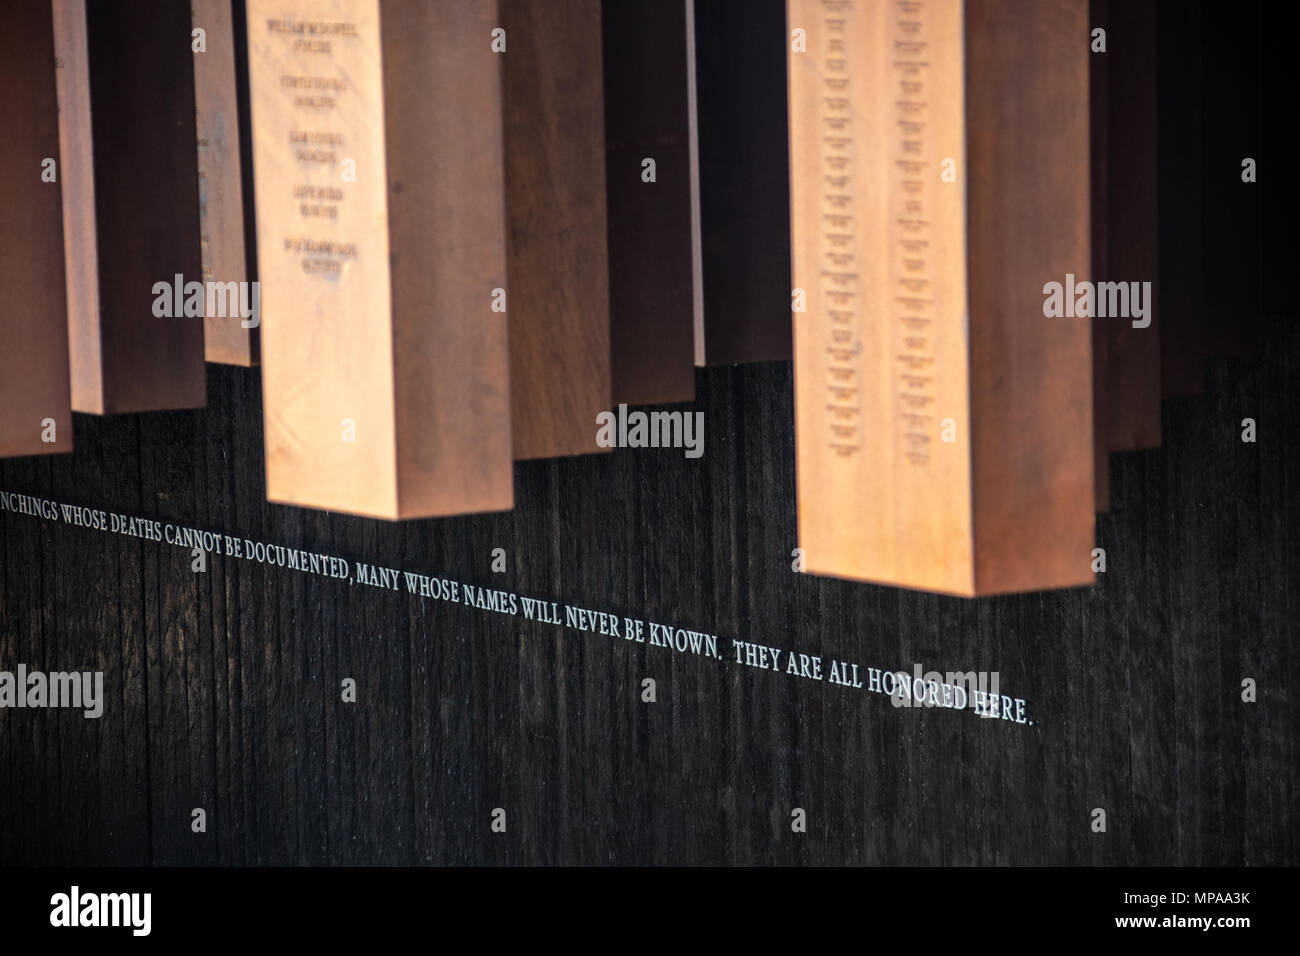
left=1, top=307, right=1296, bottom=866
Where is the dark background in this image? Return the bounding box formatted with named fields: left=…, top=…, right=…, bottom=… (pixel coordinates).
left=1, top=0, right=1296, bottom=866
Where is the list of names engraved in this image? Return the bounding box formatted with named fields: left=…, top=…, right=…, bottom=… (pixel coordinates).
left=892, top=0, right=936, bottom=466
left=269, top=17, right=359, bottom=276
left=246, top=0, right=398, bottom=515
left=819, top=0, right=861, bottom=458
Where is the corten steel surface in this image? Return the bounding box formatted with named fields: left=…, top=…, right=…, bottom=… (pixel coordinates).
left=603, top=0, right=699, bottom=406
left=788, top=0, right=1095, bottom=596
left=0, top=0, right=73, bottom=459
left=501, top=0, right=612, bottom=459
left=52, top=0, right=206, bottom=414
left=1157, top=0, right=1205, bottom=398
left=1097, top=0, right=1161, bottom=453
left=194, top=0, right=259, bottom=366
left=693, top=0, right=792, bottom=365
left=245, top=0, right=513, bottom=519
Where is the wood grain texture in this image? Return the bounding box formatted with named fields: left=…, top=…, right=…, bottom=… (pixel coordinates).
left=501, top=0, right=612, bottom=459
left=193, top=0, right=259, bottom=366
left=244, top=0, right=513, bottom=518
left=0, top=0, right=72, bottom=459
left=1, top=312, right=1295, bottom=865
left=789, top=0, right=1094, bottom=595
left=53, top=0, right=206, bottom=414
left=693, top=0, right=792, bottom=365
left=602, top=0, right=698, bottom=405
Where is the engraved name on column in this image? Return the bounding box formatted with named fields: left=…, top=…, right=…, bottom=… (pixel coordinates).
left=271, top=19, right=357, bottom=281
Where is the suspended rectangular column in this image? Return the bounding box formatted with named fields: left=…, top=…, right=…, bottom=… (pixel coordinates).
left=53, top=0, right=206, bottom=414
left=1157, top=0, right=1205, bottom=397
left=245, top=0, right=513, bottom=518
left=1090, top=0, right=1111, bottom=510
left=788, top=0, right=1095, bottom=596
left=193, top=0, right=260, bottom=366
left=1096, top=0, right=1161, bottom=453
left=501, top=0, right=613, bottom=458
left=693, top=0, right=793, bottom=365
left=1091, top=0, right=1162, bottom=510
left=603, top=0, right=700, bottom=405
left=0, top=0, right=73, bottom=458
